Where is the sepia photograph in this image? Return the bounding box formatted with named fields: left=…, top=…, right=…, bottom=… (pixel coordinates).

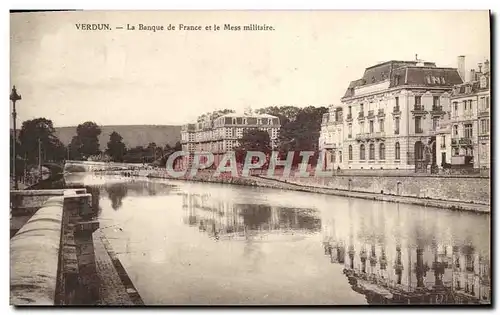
left=9, top=9, right=491, bottom=306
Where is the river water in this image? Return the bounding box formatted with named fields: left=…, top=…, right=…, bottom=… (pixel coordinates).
left=65, top=173, right=491, bottom=305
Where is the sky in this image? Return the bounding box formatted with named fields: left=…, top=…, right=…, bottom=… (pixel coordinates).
left=10, top=10, right=490, bottom=127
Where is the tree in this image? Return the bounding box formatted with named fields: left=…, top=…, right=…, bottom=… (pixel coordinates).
left=255, top=105, right=328, bottom=166
left=174, top=141, right=182, bottom=151
left=234, top=128, right=271, bottom=164
left=106, top=131, right=127, bottom=162
left=18, top=118, right=66, bottom=164
left=71, top=121, right=102, bottom=159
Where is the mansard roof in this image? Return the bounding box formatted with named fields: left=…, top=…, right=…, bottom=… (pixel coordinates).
left=342, top=60, right=463, bottom=99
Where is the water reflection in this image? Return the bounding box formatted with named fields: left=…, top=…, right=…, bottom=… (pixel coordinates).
left=181, top=192, right=321, bottom=241
left=65, top=174, right=490, bottom=305
left=106, top=183, right=129, bottom=210
left=321, top=202, right=491, bottom=305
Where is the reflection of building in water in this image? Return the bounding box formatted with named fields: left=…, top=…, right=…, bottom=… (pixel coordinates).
left=452, top=245, right=491, bottom=304
left=320, top=205, right=491, bottom=305
left=181, top=192, right=321, bottom=240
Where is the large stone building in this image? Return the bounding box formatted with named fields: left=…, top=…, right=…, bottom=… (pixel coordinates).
left=180, top=112, right=281, bottom=167
left=436, top=59, right=490, bottom=169
left=322, top=57, right=464, bottom=170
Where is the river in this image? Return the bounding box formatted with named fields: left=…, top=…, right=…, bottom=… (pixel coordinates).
left=65, top=173, right=491, bottom=305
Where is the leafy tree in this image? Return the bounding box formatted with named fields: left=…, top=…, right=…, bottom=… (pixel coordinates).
left=234, top=128, right=271, bottom=164
left=255, top=105, right=328, bottom=166
left=71, top=121, right=102, bottom=159
left=106, top=131, right=127, bottom=162
left=18, top=118, right=66, bottom=164
left=174, top=141, right=182, bottom=151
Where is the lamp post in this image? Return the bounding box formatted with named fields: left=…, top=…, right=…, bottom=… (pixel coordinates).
left=10, top=86, right=21, bottom=190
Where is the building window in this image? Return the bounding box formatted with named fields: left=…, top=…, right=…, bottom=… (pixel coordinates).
left=486, top=96, right=490, bottom=109
left=360, top=144, right=365, bottom=160
left=360, top=121, right=365, bottom=133
left=339, top=151, right=343, bottom=163
left=480, top=119, right=490, bottom=134
left=453, top=125, right=459, bottom=137
left=369, top=143, right=375, bottom=160
left=395, top=96, right=399, bottom=108
left=454, top=148, right=460, bottom=156
left=453, top=102, right=458, bottom=116
left=415, top=117, right=422, bottom=133
left=395, top=142, right=400, bottom=160
left=369, top=120, right=374, bottom=133
left=348, top=106, right=352, bottom=116
left=463, top=100, right=467, bottom=111
left=379, top=119, right=384, bottom=132
left=332, top=151, right=336, bottom=163
left=441, top=135, right=446, bottom=148
left=348, top=124, right=352, bottom=138
left=433, top=96, right=440, bottom=107
left=415, top=96, right=422, bottom=107
left=464, top=124, right=473, bottom=138
left=379, top=143, right=385, bottom=160
left=349, top=145, right=353, bottom=161
left=360, top=103, right=364, bottom=113
left=395, top=117, right=400, bottom=135
left=432, top=117, right=439, bottom=131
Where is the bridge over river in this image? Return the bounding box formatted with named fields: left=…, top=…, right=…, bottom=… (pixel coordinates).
left=57, top=172, right=490, bottom=305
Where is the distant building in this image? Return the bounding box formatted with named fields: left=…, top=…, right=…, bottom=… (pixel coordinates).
left=441, top=59, right=490, bottom=169
left=180, top=112, right=281, bottom=167
left=319, top=105, right=344, bottom=170
left=331, top=57, right=463, bottom=170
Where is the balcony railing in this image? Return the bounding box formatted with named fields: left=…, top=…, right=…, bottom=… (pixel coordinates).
left=367, top=110, right=375, bottom=118
left=355, top=133, right=369, bottom=141
left=459, top=137, right=473, bottom=145
left=415, top=128, right=423, bottom=134
left=358, top=112, right=365, bottom=120
left=478, top=109, right=490, bottom=117
left=377, top=109, right=385, bottom=117
left=393, top=106, right=401, bottom=114
left=413, top=105, right=425, bottom=111
left=346, top=113, right=353, bottom=120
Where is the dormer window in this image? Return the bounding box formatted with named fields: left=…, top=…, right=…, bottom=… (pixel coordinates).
left=372, top=76, right=376, bottom=83
left=466, top=85, right=472, bottom=93
left=480, top=76, right=487, bottom=89
left=395, top=75, right=400, bottom=85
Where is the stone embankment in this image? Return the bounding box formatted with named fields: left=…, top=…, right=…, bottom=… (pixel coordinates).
left=108, top=168, right=490, bottom=214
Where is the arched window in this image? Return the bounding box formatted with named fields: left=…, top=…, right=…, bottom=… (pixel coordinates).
left=360, top=144, right=365, bottom=160
left=395, top=142, right=401, bottom=160
left=379, top=143, right=386, bottom=160
left=369, top=143, right=375, bottom=160
left=339, top=151, right=343, bottom=163
left=349, top=145, right=353, bottom=160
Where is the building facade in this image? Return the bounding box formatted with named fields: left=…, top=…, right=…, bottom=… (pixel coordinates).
left=319, top=106, right=344, bottom=170
left=325, top=58, right=463, bottom=170
left=180, top=112, right=281, bottom=167
left=439, top=60, right=490, bottom=169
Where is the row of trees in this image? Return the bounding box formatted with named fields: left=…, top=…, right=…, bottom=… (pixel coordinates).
left=11, top=118, right=182, bottom=176
left=11, top=105, right=327, bottom=174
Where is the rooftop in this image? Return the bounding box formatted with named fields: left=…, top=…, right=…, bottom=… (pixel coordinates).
left=342, top=60, right=463, bottom=99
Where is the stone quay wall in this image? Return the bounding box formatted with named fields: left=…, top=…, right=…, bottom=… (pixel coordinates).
left=278, top=174, right=490, bottom=205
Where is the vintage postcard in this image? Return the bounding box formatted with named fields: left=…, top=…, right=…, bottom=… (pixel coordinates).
left=9, top=10, right=491, bottom=306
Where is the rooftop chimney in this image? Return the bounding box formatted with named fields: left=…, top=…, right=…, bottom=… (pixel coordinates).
left=457, top=55, right=466, bottom=82
left=478, top=63, right=483, bottom=73
left=484, top=59, right=490, bottom=74
left=470, top=69, right=476, bottom=82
